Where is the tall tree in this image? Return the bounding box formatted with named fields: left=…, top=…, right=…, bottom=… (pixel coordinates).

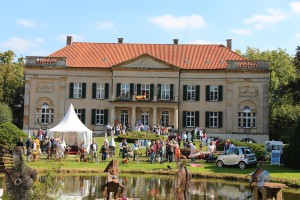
left=237, top=47, right=298, bottom=142
left=0, top=50, right=25, bottom=128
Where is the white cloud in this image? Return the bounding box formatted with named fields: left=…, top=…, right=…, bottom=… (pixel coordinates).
left=95, top=21, right=114, bottom=30
left=296, top=32, right=300, bottom=38
left=0, top=37, right=39, bottom=51
left=231, top=29, right=253, bottom=35
left=35, top=38, right=44, bottom=43
left=244, top=8, right=289, bottom=24
left=16, top=19, right=36, bottom=28
left=290, top=1, right=300, bottom=14
left=150, top=14, right=206, bottom=31
left=189, top=39, right=213, bottom=44
left=56, top=34, right=85, bottom=42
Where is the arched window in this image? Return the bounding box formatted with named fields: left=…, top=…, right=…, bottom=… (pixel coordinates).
left=238, top=103, right=256, bottom=129
left=35, top=100, right=54, bottom=125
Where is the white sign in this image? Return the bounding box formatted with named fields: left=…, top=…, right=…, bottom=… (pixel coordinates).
left=271, top=150, right=281, bottom=165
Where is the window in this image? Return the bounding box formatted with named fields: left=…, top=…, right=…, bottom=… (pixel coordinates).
left=183, top=85, right=200, bottom=101
left=121, top=110, right=129, bottom=126
left=186, top=111, right=195, bottom=127
left=209, top=112, right=218, bottom=128
left=75, top=109, right=86, bottom=124
left=238, top=106, right=256, bottom=128
left=74, top=83, right=82, bottom=98
left=141, top=110, right=149, bottom=126
left=161, top=111, right=169, bottom=127
left=36, top=102, right=54, bottom=124
left=210, top=86, right=218, bottom=101
left=187, top=85, right=195, bottom=101
left=206, top=85, right=223, bottom=101
left=91, top=109, right=108, bottom=125
left=96, top=109, right=105, bottom=125
left=70, top=82, right=86, bottom=99
left=121, top=83, right=130, bottom=99
left=141, top=84, right=150, bottom=100
left=205, top=111, right=222, bottom=128
left=96, top=83, right=105, bottom=99
left=161, top=84, right=170, bottom=100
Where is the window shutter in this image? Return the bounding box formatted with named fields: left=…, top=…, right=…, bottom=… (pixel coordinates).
left=183, top=111, right=187, bottom=127
left=91, top=109, right=96, bottom=125
left=92, top=83, right=96, bottom=99
left=183, top=85, right=187, bottom=101
left=137, top=84, right=141, bottom=95
left=69, top=83, right=74, bottom=98
left=81, top=109, right=86, bottom=124
left=218, top=85, right=223, bottom=101
left=82, top=83, right=86, bottom=98
left=195, top=111, right=200, bottom=126
left=218, top=111, right=223, bottom=128
left=196, top=85, right=200, bottom=101
left=170, top=84, right=174, bottom=100
left=104, top=109, right=109, bottom=125
left=206, top=85, right=210, bottom=101
left=116, top=83, right=121, bottom=97
left=205, top=111, right=210, bottom=127
left=150, top=84, right=154, bottom=100
left=157, top=84, right=161, bottom=99
left=105, top=83, right=109, bottom=99
left=130, top=83, right=134, bottom=96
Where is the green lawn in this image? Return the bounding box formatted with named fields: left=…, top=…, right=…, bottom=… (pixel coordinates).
left=24, top=136, right=300, bottom=188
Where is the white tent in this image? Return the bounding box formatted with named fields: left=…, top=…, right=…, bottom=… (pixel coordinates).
left=48, top=104, right=93, bottom=152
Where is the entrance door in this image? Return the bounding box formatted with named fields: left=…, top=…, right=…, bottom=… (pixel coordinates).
left=121, top=110, right=129, bottom=126
left=161, top=110, right=169, bottom=127
left=141, top=110, right=149, bottom=131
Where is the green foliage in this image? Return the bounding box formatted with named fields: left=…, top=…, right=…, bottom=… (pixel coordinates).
left=0, top=122, right=27, bottom=146
left=28, top=163, right=63, bottom=200
left=117, top=131, right=162, bottom=142
left=271, top=104, right=300, bottom=142
left=0, top=102, right=13, bottom=124
left=217, top=139, right=266, bottom=160
left=0, top=50, right=25, bottom=128
left=282, top=120, right=300, bottom=169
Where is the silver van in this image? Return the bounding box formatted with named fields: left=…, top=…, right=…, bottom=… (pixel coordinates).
left=216, top=146, right=257, bottom=169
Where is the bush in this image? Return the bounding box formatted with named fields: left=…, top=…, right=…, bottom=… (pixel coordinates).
left=217, top=139, right=266, bottom=161
left=0, top=122, right=27, bottom=146
left=0, top=102, right=13, bottom=124
left=117, top=131, right=163, bottom=143
left=282, top=119, right=300, bottom=169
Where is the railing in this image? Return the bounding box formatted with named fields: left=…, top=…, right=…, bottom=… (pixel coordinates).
left=227, top=60, right=269, bottom=70
left=26, top=56, right=67, bottom=67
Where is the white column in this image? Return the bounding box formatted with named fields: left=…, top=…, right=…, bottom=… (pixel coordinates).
left=131, top=106, right=136, bottom=129
left=153, top=107, right=157, bottom=126
left=174, top=107, right=178, bottom=131
left=110, top=106, right=115, bottom=125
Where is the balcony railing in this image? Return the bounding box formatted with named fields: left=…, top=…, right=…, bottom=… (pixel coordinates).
left=26, top=56, right=67, bottom=67
left=227, top=60, right=269, bottom=70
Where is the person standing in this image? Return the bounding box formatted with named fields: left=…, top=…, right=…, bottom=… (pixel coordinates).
left=100, top=141, right=108, bottom=162
left=16, top=137, right=25, bottom=154
left=132, top=140, right=140, bottom=161
left=207, top=141, right=215, bottom=163
left=121, top=139, right=128, bottom=159
left=25, top=136, right=33, bottom=161
left=90, top=138, right=98, bottom=161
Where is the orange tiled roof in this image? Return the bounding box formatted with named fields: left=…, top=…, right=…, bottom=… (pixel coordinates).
left=49, top=42, right=245, bottom=69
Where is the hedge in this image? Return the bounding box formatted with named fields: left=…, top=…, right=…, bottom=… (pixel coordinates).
left=0, top=122, right=27, bottom=146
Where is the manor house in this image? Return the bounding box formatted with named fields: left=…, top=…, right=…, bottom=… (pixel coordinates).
left=23, top=36, right=269, bottom=143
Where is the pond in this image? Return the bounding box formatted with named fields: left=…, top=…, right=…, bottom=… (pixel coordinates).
left=0, top=174, right=299, bottom=200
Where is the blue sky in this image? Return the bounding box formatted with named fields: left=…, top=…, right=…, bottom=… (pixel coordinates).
left=1, top=0, right=300, bottom=58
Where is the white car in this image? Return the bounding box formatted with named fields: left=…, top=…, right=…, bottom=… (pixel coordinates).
left=216, top=146, right=257, bottom=169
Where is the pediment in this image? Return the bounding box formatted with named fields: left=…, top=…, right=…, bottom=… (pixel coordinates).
left=112, top=54, right=179, bottom=70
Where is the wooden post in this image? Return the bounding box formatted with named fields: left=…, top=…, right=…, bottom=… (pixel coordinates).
left=252, top=182, right=287, bottom=200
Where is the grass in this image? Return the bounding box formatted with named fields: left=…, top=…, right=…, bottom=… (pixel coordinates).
left=17, top=136, right=300, bottom=189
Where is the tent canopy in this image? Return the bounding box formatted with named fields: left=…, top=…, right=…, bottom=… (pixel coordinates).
left=48, top=104, right=93, bottom=152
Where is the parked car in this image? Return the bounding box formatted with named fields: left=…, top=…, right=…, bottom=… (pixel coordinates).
left=216, top=146, right=257, bottom=169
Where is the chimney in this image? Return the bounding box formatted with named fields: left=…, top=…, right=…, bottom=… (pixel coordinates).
left=118, top=38, right=123, bottom=44
left=66, top=36, right=73, bottom=46
left=173, top=39, right=179, bottom=45
left=226, top=39, right=232, bottom=50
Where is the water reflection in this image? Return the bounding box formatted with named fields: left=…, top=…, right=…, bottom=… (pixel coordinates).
left=0, top=174, right=299, bottom=200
